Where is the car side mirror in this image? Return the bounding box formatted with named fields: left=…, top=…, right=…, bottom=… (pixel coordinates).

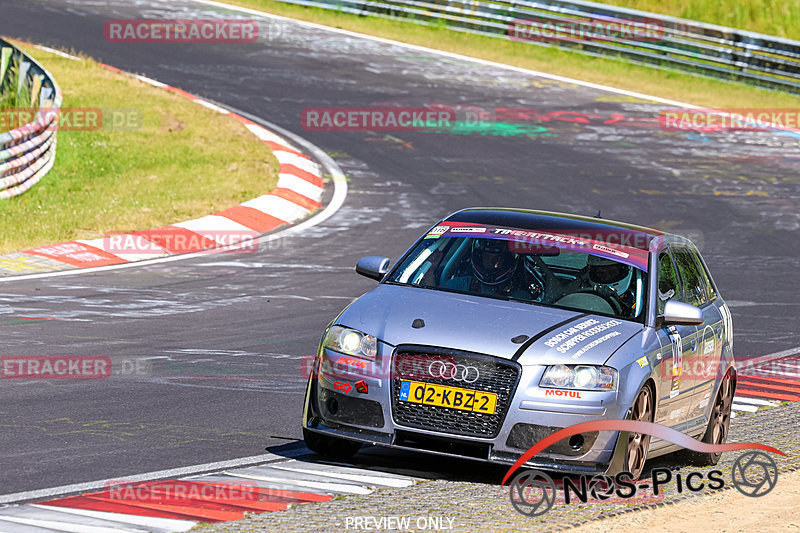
left=657, top=300, right=704, bottom=327
left=355, top=256, right=391, bottom=281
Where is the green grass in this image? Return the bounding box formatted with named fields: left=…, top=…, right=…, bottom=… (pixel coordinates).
left=600, top=0, right=800, bottom=40
left=225, top=0, right=800, bottom=109
left=0, top=44, right=278, bottom=254
left=0, top=61, right=33, bottom=110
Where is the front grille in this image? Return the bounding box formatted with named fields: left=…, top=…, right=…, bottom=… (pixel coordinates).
left=391, top=346, right=521, bottom=438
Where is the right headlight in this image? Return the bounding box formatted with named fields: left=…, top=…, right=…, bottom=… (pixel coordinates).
left=322, top=325, right=378, bottom=360
left=540, top=364, right=617, bottom=391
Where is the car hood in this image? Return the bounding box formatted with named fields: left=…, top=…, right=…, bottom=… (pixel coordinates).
left=336, top=284, right=643, bottom=365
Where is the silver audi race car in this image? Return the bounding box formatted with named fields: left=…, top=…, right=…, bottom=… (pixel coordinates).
left=302, top=209, right=735, bottom=479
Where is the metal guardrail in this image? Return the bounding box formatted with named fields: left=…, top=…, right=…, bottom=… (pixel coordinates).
left=0, top=38, right=62, bottom=200
left=271, top=0, right=800, bottom=93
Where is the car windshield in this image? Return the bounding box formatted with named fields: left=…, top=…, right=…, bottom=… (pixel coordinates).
left=386, top=225, right=649, bottom=321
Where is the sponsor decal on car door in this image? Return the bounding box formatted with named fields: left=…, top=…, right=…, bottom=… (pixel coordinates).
left=656, top=324, right=698, bottom=429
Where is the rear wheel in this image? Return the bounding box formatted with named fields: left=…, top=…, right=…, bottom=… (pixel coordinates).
left=692, top=370, right=735, bottom=466
left=303, top=428, right=362, bottom=460
left=626, top=385, right=654, bottom=480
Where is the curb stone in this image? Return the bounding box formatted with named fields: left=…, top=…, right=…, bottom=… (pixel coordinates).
left=0, top=43, right=326, bottom=278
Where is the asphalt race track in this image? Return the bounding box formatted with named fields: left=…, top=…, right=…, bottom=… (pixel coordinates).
left=1, top=0, right=799, bottom=506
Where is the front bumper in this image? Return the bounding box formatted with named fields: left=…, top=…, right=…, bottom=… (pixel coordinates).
left=304, top=345, right=630, bottom=474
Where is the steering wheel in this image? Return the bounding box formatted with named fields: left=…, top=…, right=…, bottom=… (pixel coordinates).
left=524, top=256, right=569, bottom=303
left=570, top=286, right=624, bottom=315
left=524, top=263, right=547, bottom=300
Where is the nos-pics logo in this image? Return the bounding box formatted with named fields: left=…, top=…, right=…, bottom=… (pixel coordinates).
left=502, top=420, right=783, bottom=516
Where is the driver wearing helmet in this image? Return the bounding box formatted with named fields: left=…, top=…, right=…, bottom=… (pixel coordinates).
left=583, top=254, right=635, bottom=314
left=442, top=238, right=530, bottom=298
left=588, top=255, right=630, bottom=286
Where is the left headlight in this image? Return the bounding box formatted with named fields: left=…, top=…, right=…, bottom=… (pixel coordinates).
left=540, top=364, right=617, bottom=391
left=322, top=325, right=378, bottom=360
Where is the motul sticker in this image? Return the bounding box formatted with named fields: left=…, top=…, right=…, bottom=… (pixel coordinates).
left=544, top=389, right=582, bottom=399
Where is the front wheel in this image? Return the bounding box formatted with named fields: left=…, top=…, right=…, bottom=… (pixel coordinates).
left=625, top=384, right=654, bottom=480
left=303, top=428, right=362, bottom=460
left=691, top=370, right=735, bottom=466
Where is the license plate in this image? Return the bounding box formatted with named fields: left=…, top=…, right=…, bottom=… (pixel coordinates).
left=398, top=380, right=497, bottom=415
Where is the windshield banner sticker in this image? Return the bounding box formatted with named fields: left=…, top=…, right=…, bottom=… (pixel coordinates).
left=426, top=222, right=649, bottom=271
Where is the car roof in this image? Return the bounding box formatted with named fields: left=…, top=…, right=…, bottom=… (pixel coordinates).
left=444, top=208, right=665, bottom=251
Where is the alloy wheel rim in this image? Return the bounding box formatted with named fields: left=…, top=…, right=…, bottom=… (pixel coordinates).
left=712, top=374, right=734, bottom=444
left=627, top=387, right=652, bottom=477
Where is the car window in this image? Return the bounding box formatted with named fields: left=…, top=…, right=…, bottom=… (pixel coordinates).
left=689, top=247, right=717, bottom=302
left=672, top=246, right=708, bottom=307
left=387, top=234, right=649, bottom=322
left=656, top=251, right=681, bottom=315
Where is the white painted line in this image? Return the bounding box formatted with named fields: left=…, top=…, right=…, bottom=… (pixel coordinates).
left=242, top=114, right=348, bottom=224
left=74, top=238, right=118, bottom=251
left=269, top=464, right=415, bottom=487
left=273, top=151, right=320, bottom=175
left=284, top=459, right=421, bottom=481
left=75, top=236, right=169, bottom=263
left=191, top=0, right=800, bottom=138
left=32, top=45, right=80, bottom=61
left=0, top=516, right=130, bottom=533
left=0, top=114, right=347, bottom=283
left=133, top=75, right=168, bottom=88
left=173, top=215, right=257, bottom=244
left=277, top=172, right=324, bottom=201
left=109, top=253, right=171, bottom=263
left=192, top=99, right=232, bottom=114
left=0, top=520, right=58, bottom=533
left=774, top=352, right=800, bottom=359
left=222, top=472, right=372, bottom=495
left=741, top=367, right=800, bottom=378
left=731, top=397, right=777, bottom=407
left=271, top=148, right=311, bottom=162
left=241, top=194, right=309, bottom=223
left=319, top=460, right=430, bottom=479
left=742, top=369, right=777, bottom=376
left=737, top=346, right=800, bottom=367
left=0, top=450, right=308, bottom=504
left=30, top=506, right=196, bottom=533
left=191, top=0, right=697, bottom=108
left=731, top=403, right=759, bottom=413
left=271, top=148, right=309, bottom=160
left=245, top=123, right=302, bottom=152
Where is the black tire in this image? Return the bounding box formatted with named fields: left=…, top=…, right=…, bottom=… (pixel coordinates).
left=691, top=370, right=735, bottom=466
left=303, top=428, right=362, bottom=460
left=625, top=384, right=654, bottom=480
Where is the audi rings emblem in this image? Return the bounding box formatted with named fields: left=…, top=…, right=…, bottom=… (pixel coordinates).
left=428, top=361, right=480, bottom=383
